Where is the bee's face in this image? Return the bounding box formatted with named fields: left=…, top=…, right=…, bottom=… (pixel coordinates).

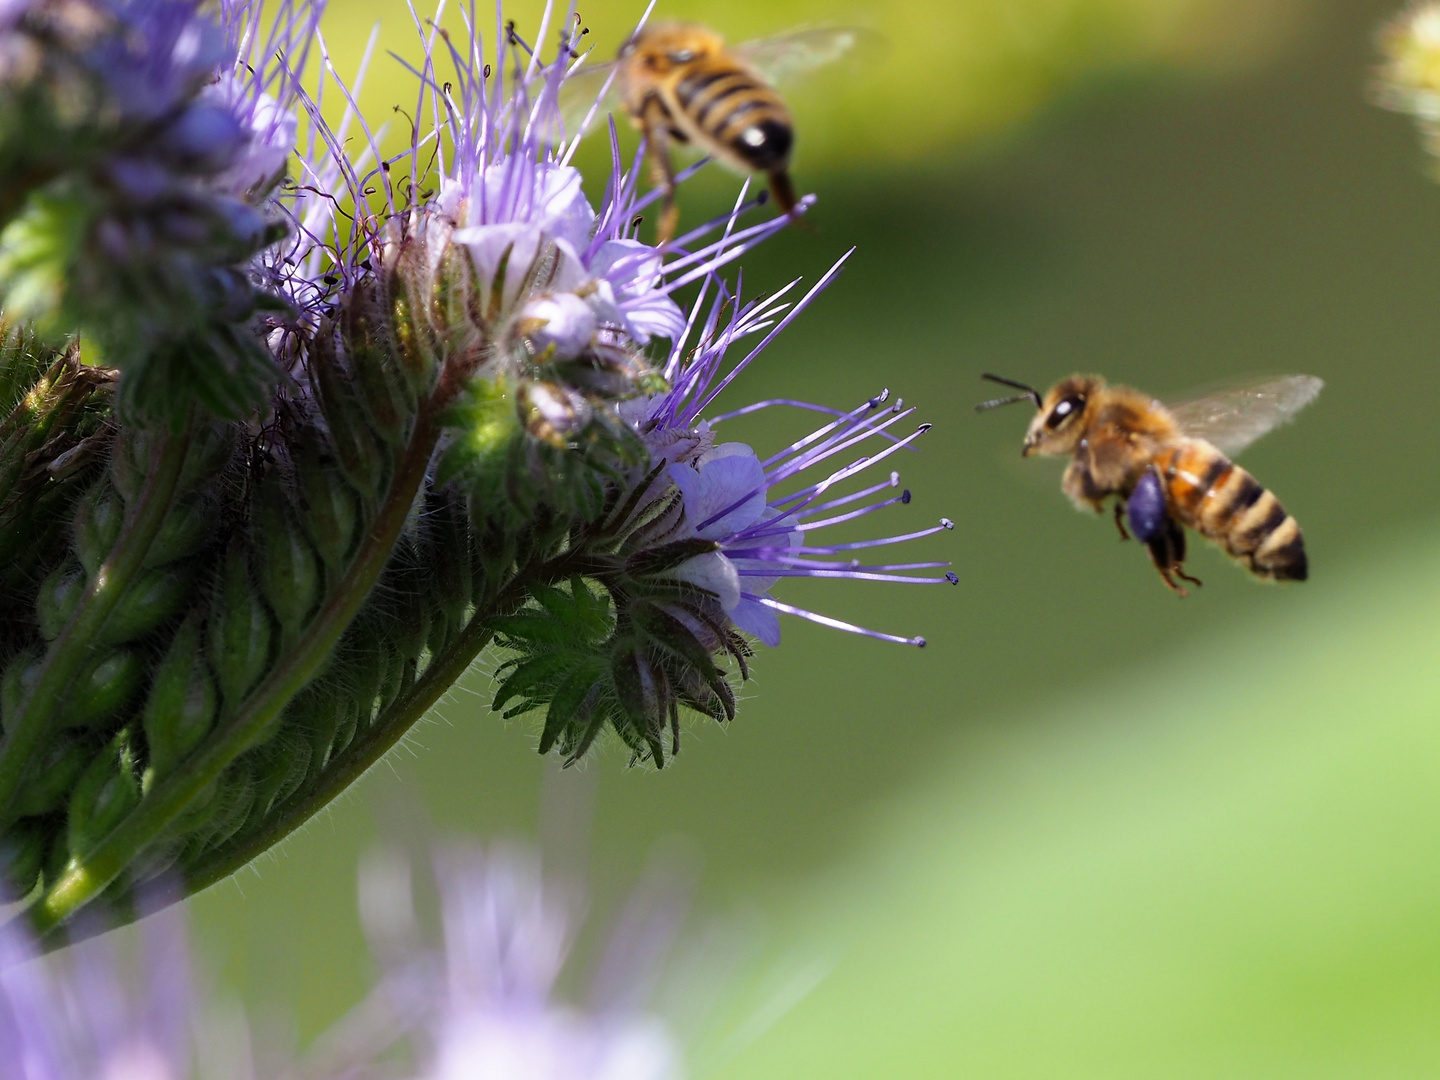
left=1022, top=376, right=1101, bottom=456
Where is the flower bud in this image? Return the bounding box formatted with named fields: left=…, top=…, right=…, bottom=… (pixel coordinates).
left=71, top=480, right=124, bottom=575
left=94, top=562, right=195, bottom=646
left=143, top=496, right=210, bottom=567
left=36, top=558, right=85, bottom=640
left=293, top=433, right=359, bottom=572
left=62, top=647, right=143, bottom=728
left=0, top=817, right=48, bottom=898
left=143, top=613, right=218, bottom=778
left=208, top=538, right=274, bottom=709
left=0, top=645, right=42, bottom=736
left=68, top=730, right=142, bottom=858
left=253, top=483, right=321, bottom=643
left=15, top=731, right=93, bottom=817
left=312, top=341, right=387, bottom=502
left=108, top=427, right=156, bottom=504
left=179, top=421, right=238, bottom=491
left=345, top=283, right=415, bottom=446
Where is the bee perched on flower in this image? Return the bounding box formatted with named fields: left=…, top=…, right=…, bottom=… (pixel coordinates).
left=0, top=0, right=953, bottom=942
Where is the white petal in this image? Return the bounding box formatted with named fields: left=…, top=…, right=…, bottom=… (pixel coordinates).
left=671, top=553, right=741, bottom=610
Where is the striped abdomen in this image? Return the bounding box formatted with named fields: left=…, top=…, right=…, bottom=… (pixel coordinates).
left=1152, top=438, right=1307, bottom=581
left=668, top=60, right=793, bottom=172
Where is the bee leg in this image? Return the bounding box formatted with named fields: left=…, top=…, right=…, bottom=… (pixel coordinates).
left=1112, top=501, right=1130, bottom=541
left=1146, top=519, right=1202, bottom=597
left=767, top=170, right=812, bottom=231
left=639, top=105, right=680, bottom=244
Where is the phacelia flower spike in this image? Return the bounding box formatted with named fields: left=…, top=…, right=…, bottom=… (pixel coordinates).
left=0, top=0, right=951, bottom=943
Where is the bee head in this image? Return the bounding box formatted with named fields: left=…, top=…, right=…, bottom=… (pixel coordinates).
left=1022, top=375, right=1101, bottom=456
left=623, top=23, right=723, bottom=70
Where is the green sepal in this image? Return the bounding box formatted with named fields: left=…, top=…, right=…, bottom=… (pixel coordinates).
left=625, top=538, right=722, bottom=578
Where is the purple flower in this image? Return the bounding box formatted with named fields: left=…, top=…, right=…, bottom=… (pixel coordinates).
left=0, top=905, right=206, bottom=1080
left=629, top=254, right=957, bottom=648
left=352, top=843, right=693, bottom=1080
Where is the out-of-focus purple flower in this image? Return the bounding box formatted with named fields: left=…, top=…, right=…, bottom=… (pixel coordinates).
left=628, top=255, right=957, bottom=648
left=349, top=843, right=692, bottom=1080
left=0, top=905, right=206, bottom=1080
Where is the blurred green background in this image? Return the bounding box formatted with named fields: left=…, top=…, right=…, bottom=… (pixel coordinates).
left=193, top=0, right=1440, bottom=1073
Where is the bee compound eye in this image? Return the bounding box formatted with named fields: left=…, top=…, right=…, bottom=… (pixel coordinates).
left=1046, top=396, right=1083, bottom=429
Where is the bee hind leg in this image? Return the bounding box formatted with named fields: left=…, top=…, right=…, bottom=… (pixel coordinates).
left=1145, top=520, right=1200, bottom=598
left=639, top=103, right=680, bottom=243
left=1112, top=501, right=1130, bottom=541
left=767, top=170, right=813, bottom=231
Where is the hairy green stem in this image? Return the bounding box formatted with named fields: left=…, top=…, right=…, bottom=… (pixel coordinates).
left=30, top=408, right=445, bottom=935
left=0, top=423, right=191, bottom=825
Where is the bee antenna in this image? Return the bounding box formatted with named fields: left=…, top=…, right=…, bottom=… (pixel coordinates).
left=976, top=373, right=1042, bottom=411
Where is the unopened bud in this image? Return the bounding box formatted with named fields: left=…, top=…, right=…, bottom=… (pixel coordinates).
left=109, top=427, right=157, bottom=503
left=62, top=647, right=143, bottom=728
left=0, top=646, right=42, bottom=736
left=143, top=613, right=218, bottom=778
left=16, top=731, right=93, bottom=817
left=37, top=559, right=86, bottom=640
left=346, top=285, right=415, bottom=446
left=143, top=497, right=210, bottom=567
left=182, top=767, right=255, bottom=856
left=294, top=436, right=359, bottom=572
left=312, top=343, right=386, bottom=501
left=97, top=562, right=196, bottom=646
left=0, top=818, right=49, bottom=898
left=68, top=730, right=142, bottom=858
left=208, top=538, right=274, bottom=709
left=254, top=484, right=321, bottom=642
left=72, top=480, right=124, bottom=575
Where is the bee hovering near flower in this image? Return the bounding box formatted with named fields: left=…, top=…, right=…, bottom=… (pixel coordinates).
left=563, top=22, right=859, bottom=242
left=978, top=373, right=1322, bottom=596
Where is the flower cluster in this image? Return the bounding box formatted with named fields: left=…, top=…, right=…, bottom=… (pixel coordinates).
left=0, top=0, right=952, bottom=941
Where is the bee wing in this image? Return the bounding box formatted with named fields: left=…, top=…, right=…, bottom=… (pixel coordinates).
left=1168, top=375, right=1323, bottom=456
left=556, top=58, right=622, bottom=142
left=731, top=25, right=868, bottom=86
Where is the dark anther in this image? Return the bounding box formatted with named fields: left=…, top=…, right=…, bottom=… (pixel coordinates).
left=483, top=63, right=491, bottom=78
left=901, top=490, right=912, bottom=504
left=946, top=572, right=959, bottom=584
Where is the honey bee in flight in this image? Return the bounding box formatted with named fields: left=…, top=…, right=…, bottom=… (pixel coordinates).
left=563, top=23, right=859, bottom=242
left=978, top=373, right=1323, bottom=595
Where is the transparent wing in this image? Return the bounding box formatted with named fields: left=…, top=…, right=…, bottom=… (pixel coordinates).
left=1168, top=375, right=1323, bottom=456
left=557, top=59, right=622, bottom=142
left=732, top=26, right=867, bottom=86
